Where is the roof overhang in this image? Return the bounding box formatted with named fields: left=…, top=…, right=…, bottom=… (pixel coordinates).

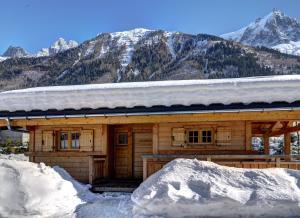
left=1, top=101, right=300, bottom=120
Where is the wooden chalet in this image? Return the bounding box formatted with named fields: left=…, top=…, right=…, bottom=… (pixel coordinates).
left=1, top=75, right=300, bottom=190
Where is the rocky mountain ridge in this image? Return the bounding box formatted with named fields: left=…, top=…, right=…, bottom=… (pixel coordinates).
left=221, top=9, right=300, bottom=55
left=0, top=28, right=300, bottom=91
left=0, top=38, right=78, bottom=60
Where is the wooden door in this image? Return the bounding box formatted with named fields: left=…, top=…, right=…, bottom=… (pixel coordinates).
left=114, top=128, right=132, bottom=179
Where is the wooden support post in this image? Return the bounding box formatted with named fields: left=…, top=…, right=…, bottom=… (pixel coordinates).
left=284, top=132, right=291, bottom=155
left=88, top=156, right=94, bottom=185
left=206, top=156, right=212, bottom=162
left=263, top=135, right=270, bottom=155
left=28, top=127, right=36, bottom=162
left=153, top=124, right=159, bottom=154
left=143, top=158, right=148, bottom=181
left=101, top=124, right=109, bottom=178
left=275, top=157, right=281, bottom=168
left=245, top=121, right=252, bottom=151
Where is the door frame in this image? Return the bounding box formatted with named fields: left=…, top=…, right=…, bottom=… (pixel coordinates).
left=113, top=126, right=133, bottom=179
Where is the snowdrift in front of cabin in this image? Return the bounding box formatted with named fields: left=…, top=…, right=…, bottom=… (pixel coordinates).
left=132, top=159, right=300, bottom=218
left=0, top=158, right=95, bottom=218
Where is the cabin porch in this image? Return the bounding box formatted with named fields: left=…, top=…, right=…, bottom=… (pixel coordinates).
left=88, top=120, right=300, bottom=189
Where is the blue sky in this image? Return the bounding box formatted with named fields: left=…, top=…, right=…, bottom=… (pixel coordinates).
left=0, top=0, right=300, bottom=54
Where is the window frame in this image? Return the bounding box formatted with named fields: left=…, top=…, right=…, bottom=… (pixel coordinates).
left=187, top=129, right=199, bottom=144
left=117, top=132, right=129, bottom=146
left=59, top=130, right=81, bottom=150
left=60, top=132, right=69, bottom=150
left=71, top=131, right=80, bottom=149
left=201, top=129, right=213, bottom=144
left=186, top=128, right=213, bottom=145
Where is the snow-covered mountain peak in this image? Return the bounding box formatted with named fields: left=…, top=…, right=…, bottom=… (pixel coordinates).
left=221, top=10, right=300, bottom=55
left=110, top=28, right=153, bottom=44
left=51, top=37, right=78, bottom=51
left=37, top=38, right=78, bottom=57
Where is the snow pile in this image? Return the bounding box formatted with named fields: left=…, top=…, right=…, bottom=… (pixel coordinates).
left=1, top=75, right=300, bottom=112
left=0, top=153, right=28, bottom=161
left=132, top=159, right=300, bottom=217
left=0, top=158, right=95, bottom=218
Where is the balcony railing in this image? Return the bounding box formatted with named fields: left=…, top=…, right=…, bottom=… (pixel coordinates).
left=142, top=154, right=300, bottom=180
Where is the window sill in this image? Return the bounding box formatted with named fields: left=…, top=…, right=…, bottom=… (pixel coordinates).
left=58, top=149, right=80, bottom=151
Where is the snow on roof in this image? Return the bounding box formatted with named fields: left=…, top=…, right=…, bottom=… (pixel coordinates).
left=1, top=75, right=300, bottom=113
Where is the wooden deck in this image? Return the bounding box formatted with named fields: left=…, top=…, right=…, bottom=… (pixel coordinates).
left=142, top=154, right=300, bottom=180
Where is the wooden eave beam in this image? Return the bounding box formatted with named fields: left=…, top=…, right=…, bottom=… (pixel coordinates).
left=269, top=124, right=300, bottom=137
left=2, top=110, right=300, bottom=127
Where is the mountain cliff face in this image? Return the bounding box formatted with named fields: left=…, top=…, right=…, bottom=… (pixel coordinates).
left=0, top=28, right=300, bottom=91
left=2, top=46, right=29, bottom=58
left=221, top=10, right=300, bottom=55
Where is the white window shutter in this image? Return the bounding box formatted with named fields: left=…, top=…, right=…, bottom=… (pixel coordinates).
left=171, top=128, right=185, bottom=147
left=80, top=130, right=94, bottom=151
left=42, top=130, right=54, bottom=151
left=216, top=127, right=232, bottom=145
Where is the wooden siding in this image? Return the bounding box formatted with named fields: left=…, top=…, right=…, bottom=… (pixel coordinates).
left=157, top=121, right=246, bottom=153
left=35, top=155, right=89, bottom=183
left=32, top=125, right=105, bottom=153
left=29, top=125, right=107, bottom=183
left=133, top=131, right=153, bottom=179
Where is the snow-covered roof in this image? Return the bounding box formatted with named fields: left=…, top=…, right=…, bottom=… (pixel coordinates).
left=1, top=75, right=300, bottom=113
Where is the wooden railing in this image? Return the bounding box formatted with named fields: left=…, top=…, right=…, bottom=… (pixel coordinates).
left=88, top=155, right=106, bottom=184
left=142, top=154, right=300, bottom=180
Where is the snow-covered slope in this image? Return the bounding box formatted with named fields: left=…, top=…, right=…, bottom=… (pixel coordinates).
left=221, top=9, right=300, bottom=55
left=0, top=56, right=8, bottom=62
left=37, top=38, right=78, bottom=57
left=110, top=28, right=153, bottom=67
left=273, top=41, right=300, bottom=56
left=133, top=159, right=300, bottom=217
left=1, top=75, right=300, bottom=112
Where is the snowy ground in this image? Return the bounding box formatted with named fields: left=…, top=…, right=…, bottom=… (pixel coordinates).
left=2, top=155, right=300, bottom=217
left=0, top=154, right=132, bottom=218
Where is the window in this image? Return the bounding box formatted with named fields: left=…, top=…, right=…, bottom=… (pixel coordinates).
left=187, top=129, right=213, bottom=145
left=60, top=132, right=68, bottom=149
left=60, top=131, right=80, bottom=150
left=188, top=130, right=199, bottom=144
left=202, top=130, right=212, bottom=143
left=118, top=132, right=128, bottom=145
left=71, top=132, right=80, bottom=149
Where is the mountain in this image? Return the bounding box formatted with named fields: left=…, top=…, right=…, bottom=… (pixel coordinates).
left=0, top=28, right=300, bottom=91
left=221, top=9, right=300, bottom=55
left=2, top=46, right=29, bottom=58
left=37, top=38, right=78, bottom=57
left=272, top=41, right=300, bottom=56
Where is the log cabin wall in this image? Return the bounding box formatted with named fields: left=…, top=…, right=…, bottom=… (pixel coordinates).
left=26, top=120, right=251, bottom=183
left=28, top=124, right=107, bottom=183
left=156, top=121, right=248, bottom=154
